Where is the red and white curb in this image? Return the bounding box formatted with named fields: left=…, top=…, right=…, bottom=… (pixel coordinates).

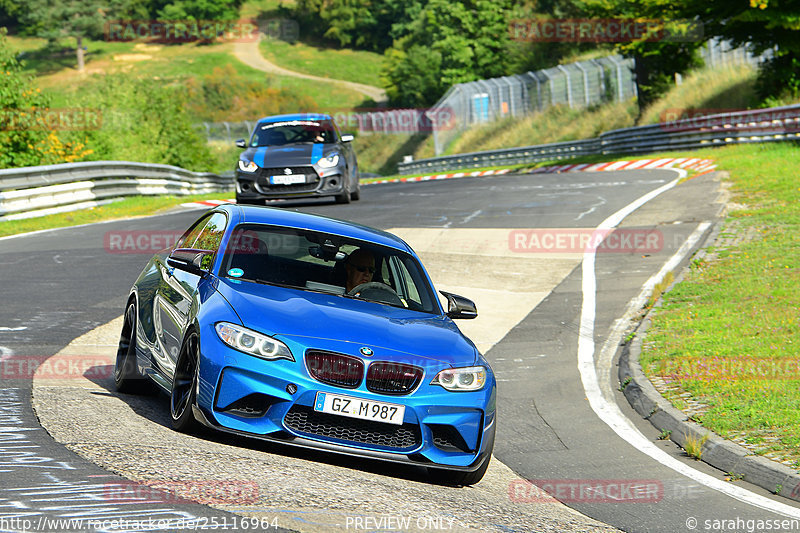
left=180, top=199, right=236, bottom=209
left=179, top=198, right=282, bottom=209
left=179, top=158, right=717, bottom=208
left=524, top=157, right=717, bottom=175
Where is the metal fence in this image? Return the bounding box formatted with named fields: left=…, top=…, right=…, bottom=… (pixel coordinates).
left=701, top=38, right=773, bottom=69
left=200, top=109, right=439, bottom=144
left=0, top=161, right=232, bottom=220
left=428, top=55, right=637, bottom=155
left=398, top=103, right=800, bottom=175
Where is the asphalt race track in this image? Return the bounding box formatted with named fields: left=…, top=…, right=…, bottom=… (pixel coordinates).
left=2, top=169, right=799, bottom=533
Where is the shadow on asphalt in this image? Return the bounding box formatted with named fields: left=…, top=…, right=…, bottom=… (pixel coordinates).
left=84, top=365, right=464, bottom=487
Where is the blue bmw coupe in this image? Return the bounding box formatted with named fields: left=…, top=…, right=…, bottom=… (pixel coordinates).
left=115, top=204, right=496, bottom=484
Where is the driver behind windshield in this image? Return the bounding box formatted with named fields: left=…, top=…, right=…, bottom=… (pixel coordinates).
left=345, top=248, right=375, bottom=292
left=252, top=121, right=335, bottom=146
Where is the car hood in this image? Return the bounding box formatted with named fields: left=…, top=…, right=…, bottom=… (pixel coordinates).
left=216, top=278, right=477, bottom=366
left=244, top=144, right=331, bottom=168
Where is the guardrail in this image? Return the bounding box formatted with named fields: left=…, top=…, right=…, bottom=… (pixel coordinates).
left=0, top=161, right=232, bottom=220
left=399, top=104, right=800, bottom=174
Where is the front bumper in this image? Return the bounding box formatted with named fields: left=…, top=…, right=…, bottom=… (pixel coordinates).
left=194, top=324, right=496, bottom=471
left=236, top=167, right=346, bottom=200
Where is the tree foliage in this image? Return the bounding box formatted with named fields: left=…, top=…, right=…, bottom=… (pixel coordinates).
left=382, top=0, right=514, bottom=107
left=0, top=29, right=91, bottom=168
left=295, top=0, right=422, bottom=52
left=576, top=0, right=704, bottom=110
left=72, top=74, right=214, bottom=170
left=148, top=0, right=243, bottom=21
left=578, top=0, right=799, bottom=104
left=677, top=0, right=800, bottom=100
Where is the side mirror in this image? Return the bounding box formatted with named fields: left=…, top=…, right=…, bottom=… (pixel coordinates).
left=235, top=138, right=247, bottom=148
left=440, top=290, right=477, bottom=319
left=167, top=248, right=213, bottom=276
left=340, top=134, right=354, bottom=142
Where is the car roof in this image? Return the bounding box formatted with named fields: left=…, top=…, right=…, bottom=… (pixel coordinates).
left=256, top=113, right=332, bottom=124
left=218, top=205, right=413, bottom=253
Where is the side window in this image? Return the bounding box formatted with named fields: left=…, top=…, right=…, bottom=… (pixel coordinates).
left=389, top=256, right=422, bottom=307
left=193, top=213, right=228, bottom=269
left=175, top=213, right=227, bottom=270
left=175, top=214, right=212, bottom=250
left=193, top=213, right=227, bottom=252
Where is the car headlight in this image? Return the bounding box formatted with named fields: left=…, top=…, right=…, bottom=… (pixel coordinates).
left=317, top=153, right=339, bottom=168
left=238, top=160, right=258, bottom=173
left=431, top=366, right=486, bottom=391
left=215, top=322, right=294, bottom=361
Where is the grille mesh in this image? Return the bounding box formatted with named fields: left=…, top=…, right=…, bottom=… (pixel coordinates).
left=284, top=405, right=420, bottom=449
left=366, top=362, right=423, bottom=395
left=306, top=351, right=364, bottom=389
left=257, top=167, right=320, bottom=192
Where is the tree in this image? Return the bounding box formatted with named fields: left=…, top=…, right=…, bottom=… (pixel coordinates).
left=294, top=0, right=422, bottom=52
left=381, top=0, right=514, bottom=107
left=575, top=0, right=704, bottom=111
left=153, top=0, right=243, bottom=22
left=675, top=0, right=800, bottom=100
left=0, top=0, right=22, bottom=27
left=21, top=0, right=129, bottom=71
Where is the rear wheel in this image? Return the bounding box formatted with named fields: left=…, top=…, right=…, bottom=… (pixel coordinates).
left=171, top=332, right=200, bottom=433
left=114, top=301, right=149, bottom=393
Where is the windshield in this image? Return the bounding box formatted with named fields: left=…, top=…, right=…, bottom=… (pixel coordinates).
left=220, top=224, right=440, bottom=314
left=250, top=120, right=336, bottom=147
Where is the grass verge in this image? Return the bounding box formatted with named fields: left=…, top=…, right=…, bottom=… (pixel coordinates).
left=259, top=37, right=384, bottom=89
left=637, top=142, right=800, bottom=469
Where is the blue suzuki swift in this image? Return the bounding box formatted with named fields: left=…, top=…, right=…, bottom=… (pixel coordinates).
left=115, top=204, right=495, bottom=485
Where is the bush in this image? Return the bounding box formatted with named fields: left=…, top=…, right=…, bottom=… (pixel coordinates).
left=75, top=74, right=214, bottom=171
left=0, top=29, right=92, bottom=168
left=184, top=64, right=317, bottom=122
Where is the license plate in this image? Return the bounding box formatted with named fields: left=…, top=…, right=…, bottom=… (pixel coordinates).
left=270, top=174, right=306, bottom=185
left=313, top=392, right=405, bottom=425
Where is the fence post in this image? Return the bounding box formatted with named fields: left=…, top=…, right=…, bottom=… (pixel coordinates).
left=574, top=62, right=591, bottom=107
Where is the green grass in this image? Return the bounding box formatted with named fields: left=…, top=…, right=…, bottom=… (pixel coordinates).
left=208, top=140, right=243, bottom=174
left=9, top=35, right=140, bottom=77
left=0, top=192, right=232, bottom=238
left=259, top=38, right=384, bottom=89
left=352, top=133, right=431, bottom=175
left=240, top=0, right=295, bottom=18
left=637, top=142, right=800, bottom=468
left=638, top=64, right=760, bottom=125
left=31, top=42, right=366, bottom=113
left=441, top=100, right=639, bottom=156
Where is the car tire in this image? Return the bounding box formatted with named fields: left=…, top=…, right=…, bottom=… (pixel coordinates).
left=170, top=331, right=200, bottom=433
left=350, top=177, right=361, bottom=201
left=334, top=174, right=352, bottom=204
left=114, top=300, right=150, bottom=394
